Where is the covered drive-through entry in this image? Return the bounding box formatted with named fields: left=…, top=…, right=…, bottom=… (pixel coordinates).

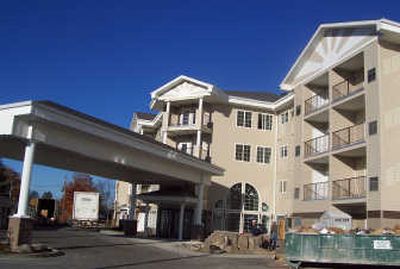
left=0, top=101, right=223, bottom=251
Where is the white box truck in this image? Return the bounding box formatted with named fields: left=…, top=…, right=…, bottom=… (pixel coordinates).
left=73, top=192, right=100, bottom=227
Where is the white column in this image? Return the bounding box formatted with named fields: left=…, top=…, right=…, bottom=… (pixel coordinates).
left=239, top=213, right=244, bottom=234
left=129, top=183, right=137, bottom=220
left=196, top=130, right=202, bottom=158
left=162, top=101, right=171, bottom=144
left=239, top=184, right=245, bottom=234
left=198, top=98, right=204, bottom=126
left=178, top=203, right=186, bottom=241
left=15, top=141, right=36, bottom=217
left=196, top=98, right=203, bottom=158
left=144, top=205, right=150, bottom=237
left=194, top=183, right=204, bottom=226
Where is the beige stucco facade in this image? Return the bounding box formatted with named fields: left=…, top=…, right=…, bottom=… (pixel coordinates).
left=115, top=19, right=400, bottom=234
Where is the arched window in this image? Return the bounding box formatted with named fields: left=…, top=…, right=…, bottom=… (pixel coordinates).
left=213, top=182, right=264, bottom=233
left=244, top=183, right=259, bottom=211
left=228, top=183, right=242, bottom=210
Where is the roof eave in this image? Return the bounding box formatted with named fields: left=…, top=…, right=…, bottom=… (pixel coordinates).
left=280, top=19, right=386, bottom=90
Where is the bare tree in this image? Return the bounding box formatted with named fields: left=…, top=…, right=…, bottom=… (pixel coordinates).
left=95, top=179, right=114, bottom=227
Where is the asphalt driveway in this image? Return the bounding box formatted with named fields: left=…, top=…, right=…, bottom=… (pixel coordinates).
left=0, top=227, right=288, bottom=269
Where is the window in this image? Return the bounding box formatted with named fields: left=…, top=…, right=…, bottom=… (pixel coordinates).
left=228, top=183, right=242, bottom=209
left=181, top=143, right=188, bottom=152
left=295, top=105, right=301, bottom=116
left=182, top=112, right=189, bottom=125
left=295, top=145, right=301, bottom=157
left=280, top=145, right=288, bottom=158
left=369, top=177, right=379, bottom=191
left=369, top=121, right=378, bottom=135
left=218, top=182, right=263, bottom=233
left=294, top=187, right=300, bottom=199
left=279, top=181, right=287, bottom=194
left=179, top=110, right=195, bottom=126
left=258, top=113, right=273, bottom=130
left=256, top=146, right=271, bottom=164
left=368, top=68, right=376, bottom=83
left=237, top=110, right=252, bottom=128
left=280, top=111, right=289, bottom=124
left=244, top=183, right=259, bottom=211
left=178, top=142, right=192, bottom=155
left=235, top=144, right=251, bottom=162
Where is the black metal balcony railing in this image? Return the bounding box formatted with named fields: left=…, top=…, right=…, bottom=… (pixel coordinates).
left=332, top=176, right=366, bottom=200
left=303, top=181, right=329, bottom=201
left=304, top=94, right=330, bottom=115
left=304, top=134, right=330, bottom=158
left=332, top=123, right=365, bottom=150
left=332, top=73, right=364, bottom=102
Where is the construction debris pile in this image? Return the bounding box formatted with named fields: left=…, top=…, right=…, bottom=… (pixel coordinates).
left=292, top=207, right=400, bottom=236
left=201, top=231, right=267, bottom=254
left=293, top=224, right=400, bottom=236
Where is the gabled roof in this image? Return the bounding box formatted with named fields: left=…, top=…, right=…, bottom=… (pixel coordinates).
left=150, top=75, right=214, bottom=100
left=149, top=75, right=294, bottom=111
left=280, top=19, right=400, bottom=90
left=150, top=75, right=222, bottom=110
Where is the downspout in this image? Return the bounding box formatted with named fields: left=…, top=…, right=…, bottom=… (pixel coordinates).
left=272, top=112, right=279, bottom=223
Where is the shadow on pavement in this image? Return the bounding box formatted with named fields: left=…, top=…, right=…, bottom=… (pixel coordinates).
left=57, top=241, right=176, bottom=250
left=95, top=254, right=211, bottom=269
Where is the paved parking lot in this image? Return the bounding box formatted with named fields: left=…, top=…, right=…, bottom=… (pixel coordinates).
left=0, top=227, right=288, bottom=269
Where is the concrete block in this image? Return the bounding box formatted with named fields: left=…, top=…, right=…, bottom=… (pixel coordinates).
left=237, top=235, right=249, bottom=250
left=7, top=216, right=33, bottom=252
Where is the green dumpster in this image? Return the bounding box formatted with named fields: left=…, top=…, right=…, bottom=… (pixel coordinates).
left=285, top=233, right=400, bottom=268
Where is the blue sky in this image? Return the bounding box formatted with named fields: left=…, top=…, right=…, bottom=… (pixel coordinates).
left=1, top=0, right=400, bottom=198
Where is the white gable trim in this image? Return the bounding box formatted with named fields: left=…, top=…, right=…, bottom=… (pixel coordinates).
left=279, top=19, right=398, bottom=90
left=228, top=93, right=294, bottom=110
left=281, top=37, right=377, bottom=90
left=151, top=75, right=213, bottom=100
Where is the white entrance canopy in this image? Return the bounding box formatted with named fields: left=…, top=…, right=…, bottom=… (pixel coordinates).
left=0, top=100, right=223, bottom=242
left=0, top=101, right=223, bottom=185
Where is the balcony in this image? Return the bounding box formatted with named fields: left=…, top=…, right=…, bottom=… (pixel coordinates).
left=332, top=176, right=366, bottom=200
left=304, top=134, right=330, bottom=158
left=332, top=123, right=365, bottom=151
left=332, top=74, right=364, bottom=103
left=178, top=146, right=211, bottom=162
left=304, top=94, right=329, bottom=116
left=303, top=181, right=329, bottom=201
left=168, top=122, right=213, bottom=136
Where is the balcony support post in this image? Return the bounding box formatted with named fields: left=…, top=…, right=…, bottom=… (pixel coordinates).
left=196, top=98, right=203, bottom=158
left=162, top=101, right=171, bottom=144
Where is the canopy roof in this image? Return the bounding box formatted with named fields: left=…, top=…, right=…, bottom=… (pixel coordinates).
left=0, top=101, right=224, bottom=185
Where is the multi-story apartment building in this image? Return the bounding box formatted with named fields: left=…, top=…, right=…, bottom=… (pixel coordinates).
left=115, top=19, right=400, bottom=238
